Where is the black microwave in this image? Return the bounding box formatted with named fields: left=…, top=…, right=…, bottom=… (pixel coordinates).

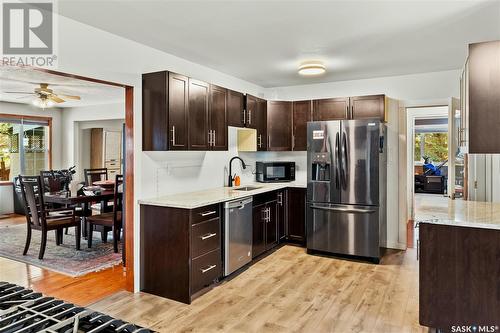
left=256, top=162, right=295, bottom=183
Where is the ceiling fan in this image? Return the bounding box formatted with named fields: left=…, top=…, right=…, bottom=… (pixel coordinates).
left=1, top=83, right=81, bottom=108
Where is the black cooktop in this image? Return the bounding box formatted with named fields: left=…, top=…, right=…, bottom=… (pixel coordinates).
left=0, top=281, right=155, bottom=333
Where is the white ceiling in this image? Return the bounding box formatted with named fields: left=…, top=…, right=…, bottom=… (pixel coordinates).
left=0, top=66, right=124, bottom=107
left=56, top=0, right=500, bottom=87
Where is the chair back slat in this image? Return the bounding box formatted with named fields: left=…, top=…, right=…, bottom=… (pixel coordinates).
left=19, top=175, right=46, bottom=228
left=40, top=170, right=64, bottom=192
left=84, top=168, right=108, bottom=186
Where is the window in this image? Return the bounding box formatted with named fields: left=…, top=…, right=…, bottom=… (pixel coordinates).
left=0, top=116, right=51, bottom=182
left=414, top=133, right=448, bottom=164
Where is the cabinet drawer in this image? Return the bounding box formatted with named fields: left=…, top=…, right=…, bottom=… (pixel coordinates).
left=191, top=204, right=220, bottom=225
left=105, top=161, right=120, bottom=169
left=191, top=249, right=221, bottom=294
left=191, top=217, right=220, bottom=258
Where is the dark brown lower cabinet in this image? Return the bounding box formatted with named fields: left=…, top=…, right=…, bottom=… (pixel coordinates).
left=140, top=203, right=221, bottom=304
left=252, top=193, right=278, bottom=258
left=277, top=190, right=286, bottom=240
left=419, top=223, right=500, bottom=329
left=286, top=188, right=306, bottom=243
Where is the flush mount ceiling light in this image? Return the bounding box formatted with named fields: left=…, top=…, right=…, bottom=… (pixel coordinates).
left=298, top=62, right=326, bottom=76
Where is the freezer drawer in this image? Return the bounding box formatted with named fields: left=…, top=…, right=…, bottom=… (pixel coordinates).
left=306, top=203, right=380, bottom=259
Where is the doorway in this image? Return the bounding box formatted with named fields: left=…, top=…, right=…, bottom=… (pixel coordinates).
left=0, top=64, right=134, bottom=298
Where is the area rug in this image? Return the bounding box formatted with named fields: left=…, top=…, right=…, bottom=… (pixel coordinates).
left=0, top=224, right=122, bottom=277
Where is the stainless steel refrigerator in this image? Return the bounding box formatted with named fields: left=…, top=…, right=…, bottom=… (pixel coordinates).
left=306, top=119, right=387, bottom=263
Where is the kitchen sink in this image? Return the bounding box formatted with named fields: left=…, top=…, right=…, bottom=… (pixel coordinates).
left=233, top=186, right=262, bottom=191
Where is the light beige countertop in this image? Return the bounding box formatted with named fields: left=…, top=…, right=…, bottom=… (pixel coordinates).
left=139, top=182, right=307, bottom=209
left=416, top=198, right=500, bottom=230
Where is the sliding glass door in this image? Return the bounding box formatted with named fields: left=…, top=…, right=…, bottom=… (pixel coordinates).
left=0, top=117, right=50, bottom=182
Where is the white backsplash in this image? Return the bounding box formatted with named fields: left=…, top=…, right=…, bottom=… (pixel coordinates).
left=141, top=127, right=307, bottom=199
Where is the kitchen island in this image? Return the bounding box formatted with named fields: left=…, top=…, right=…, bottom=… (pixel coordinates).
left=417, top=200, right=500, bottom=331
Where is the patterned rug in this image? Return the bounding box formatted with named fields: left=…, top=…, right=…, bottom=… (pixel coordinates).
left=0, top=224, right=122, bottom=277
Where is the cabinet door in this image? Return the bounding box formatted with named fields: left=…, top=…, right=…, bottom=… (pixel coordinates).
left=267, top=101, right=292, bottom=151
left=168, top=73, right=189, bottom=150
left=266, top=201, right=278, bottom=250
left=252, top=204, right=266, bottom=258
left=142, top=71, right=168, bottom=151
left=227, top=89, right=245, bottom=127
left=350, top=95, right=385, bottom=121
left=468, top=41, right=500, bottom=153
left=209, top=85, right=228, bottom=151
left=292, top=100, right=312, bottom=151
left=277, top=191, right=286, bottom=241
left=313, top=98, right=349, bottom=121
left=287, top=188, right=306, bottom=243
left=188, top=78, right=210, bottom=150
left=245, top=95, right=258, bottom=129
left=256, top=98, right=268, bottom=151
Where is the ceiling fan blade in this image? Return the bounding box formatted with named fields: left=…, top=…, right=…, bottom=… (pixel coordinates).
left=49, top=95, right=65, bottom=103
left=1, top=91, right=35, bottom=95
left=15, top=95, right=33, bottom=100
left=57, top=94, right=81, bottom=100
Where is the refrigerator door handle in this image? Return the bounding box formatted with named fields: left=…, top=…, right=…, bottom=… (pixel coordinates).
left=341, top=131, right=348, bottom=189
left=335, top=132, right=340, bottom=189
left=310, top=205, right=376, bottom=214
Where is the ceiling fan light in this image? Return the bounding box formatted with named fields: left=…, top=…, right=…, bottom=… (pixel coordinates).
left=298, top=62, right=326, bottom=76
left=32, top=98, right=54, bottom=109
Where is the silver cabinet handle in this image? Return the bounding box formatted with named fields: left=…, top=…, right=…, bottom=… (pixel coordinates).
left=208, top=131, right=212, bottom=146
left=258, top=134, right=262, bottom=148
left=200, top=210, right=217, bottom=217
left=170, top=126, right=176, bottom=146
left=243, top=109, right=246, bottom=124
left=277, top=192, right=283, bottom=206
left=213, top=130, right=216, bottom=146
left=201, top=264, right=217, bottom=274
left=248, top=109, right=251, bottom=125
left=201, top=232, right=217, bottom=240
left=416, top=239, right=420, bottom=261
left=292, top=135, right=295, bottom=150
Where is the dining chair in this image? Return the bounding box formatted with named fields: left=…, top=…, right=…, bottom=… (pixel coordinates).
left=83, top=168, right=108, bottom=186
left=87, top=175, right=123, bottom=252
left=19, top=175, right=81, bottom=260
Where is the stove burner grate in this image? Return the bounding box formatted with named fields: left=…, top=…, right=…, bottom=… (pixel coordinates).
left=0, top=282, right=155, bottom=333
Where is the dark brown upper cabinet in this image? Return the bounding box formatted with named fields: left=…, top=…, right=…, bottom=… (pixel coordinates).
left=168, top=73, right=189, bottom=150
left=255, top=97, right=268, bottom=151
left=209, top=85, right=228, bottom=150
left=292, top=100, right=312, bottom=151
left=142, top=71, right=188, bottom=151
left=245, top=94, right=258, bottom=129
left=227, top=89, right=245, bottom=128
left=350, top=95, right=385, bottom=121
left=468, top=40, right=500, bottom=153
left=267, top=101, right=292, bottom=151
left=188, top=78, right=210, bottom=150
left=313, top=97, right=349, bottom=121
left=142, top=71, right=169, bottom=151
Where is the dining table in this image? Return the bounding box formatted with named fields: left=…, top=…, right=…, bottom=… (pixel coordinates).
left=44, top=189, right=116, bottom=238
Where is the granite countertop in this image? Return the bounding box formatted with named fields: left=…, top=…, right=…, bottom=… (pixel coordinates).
left=416, top=199, right=500, bottom=230
left=139, top=182, right=307, bottom=209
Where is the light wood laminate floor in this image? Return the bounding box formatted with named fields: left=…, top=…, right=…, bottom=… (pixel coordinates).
left=91, top=245, right=425, bottom=333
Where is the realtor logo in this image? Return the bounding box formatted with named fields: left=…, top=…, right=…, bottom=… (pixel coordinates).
left=2, top=2, right=53, bottom=54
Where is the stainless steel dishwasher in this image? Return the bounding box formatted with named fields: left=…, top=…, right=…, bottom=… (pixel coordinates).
left=224, top=197, right=253, bottom=276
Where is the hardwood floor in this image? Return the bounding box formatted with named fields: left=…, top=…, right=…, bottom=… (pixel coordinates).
left=0, top=214, right=126, bottom=306
left=91, top=245, right=425, bottom=333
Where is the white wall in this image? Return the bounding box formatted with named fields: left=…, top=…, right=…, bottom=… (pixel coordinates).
left=61, top=103, right=125, bottom=179
left=49, top=13, right=462, bottom=290
left=0, top=102, right=63, bottom=215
